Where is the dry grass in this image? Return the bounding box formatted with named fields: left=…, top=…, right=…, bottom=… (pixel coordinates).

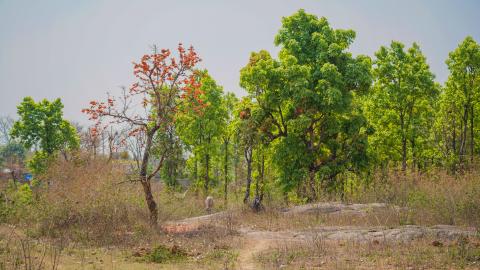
left=9, top=155, right=211, bottom=245
left=233, top=207, right=403, bottom=232
left=256, top=236, right=480, bottom=269
left=0, top=222, right=239, bottom=270
left=345, top=169, right=480, bottom=228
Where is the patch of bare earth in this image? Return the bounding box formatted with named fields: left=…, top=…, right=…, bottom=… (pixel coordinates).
left=162, top=202, right=479, bottom=269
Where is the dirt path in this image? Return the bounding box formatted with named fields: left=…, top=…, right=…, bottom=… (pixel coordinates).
left=237, top=238, right=271, bottom=270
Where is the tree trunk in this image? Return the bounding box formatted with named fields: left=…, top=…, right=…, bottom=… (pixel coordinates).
left=140, top=129, right=159, bottom=226
left=452, top=117, right=456, bottom=153
left=141, top=180, right=158, bottom=226
left=10, top=170, right=17, bottom=188
left=224, top=139, right=229, bottom=204
left=400, top=114, right=407, bottom=172
left=307, top=166, right=317, bottom=201
left=470, top=105, right=474, bottom=164
left=234, top=144, right=238, bottom=186
left=401, top=137, right=407, bottom=172
left=243, top=146, right=252, bottom=204
left=252, top=152, right=265, bottom=212
left=194, top=157, right=198, bottom=183
left=204, top=153, right=210, bottom=193
left=459, top=105, right=469, bottom=164
left=411, top=136, right=416, bottom=171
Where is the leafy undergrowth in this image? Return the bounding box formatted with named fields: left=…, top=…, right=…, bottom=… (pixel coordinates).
left=145, top=244, right=187, bottom=263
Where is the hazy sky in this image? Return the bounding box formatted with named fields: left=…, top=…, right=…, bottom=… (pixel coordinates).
left=1, top=0, right=479, bottom=124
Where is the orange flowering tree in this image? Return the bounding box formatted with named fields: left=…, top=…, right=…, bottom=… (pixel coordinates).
left=83, top=44, right=203, bottom=225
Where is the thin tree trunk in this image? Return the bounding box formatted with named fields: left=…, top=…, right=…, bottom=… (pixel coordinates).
left=459, top=105, right=468, bottom=164
left=204, top=153, right=210, bottom=193
left=400, top=114, right=407, bottom=172
left=243, top=146, right=252, bottom=204
left=253, top=152, right=265, bottom=211
left=452, top=117, right=456, bottom=153
left=224, top=139, right=229, bottom=204
left=402, top=137, right=407, bottom=172
left=234, top=145, right=238, bottom=186
left=470, top=105, right=474, bottom=164
left=411, top=136, right=416, bottom=171
left=10, top=170, right=17, bottom=188
left=308, top=166, right=317, bottom=201
left=194, top=157, right=198, bottom=183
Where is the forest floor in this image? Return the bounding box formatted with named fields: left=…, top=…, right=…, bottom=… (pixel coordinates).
left=1, top=202, right=479, bottom=269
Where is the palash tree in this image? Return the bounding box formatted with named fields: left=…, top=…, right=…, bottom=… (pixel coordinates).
left=82, top=44, right=204, bottom=226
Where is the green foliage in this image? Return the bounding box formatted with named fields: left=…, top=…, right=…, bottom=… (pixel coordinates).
left=10, top=97, right=79, bottom=174
left=240, top=9, right=371, bottom=197
left=15, top=183, right=33, bottom=205
left=0, top=182, right=33, bottom=222
left=435, top=37, right=480, bottom=168
left=27, top=151, right=52, bottom=175
left=177, top=70, right=228, bottom=192
left=365, top=41, right=437, bottom=170
left=160, top=137, right=185, bottom=189
left=0, top=142, right=25, bottom=166
left=147, top=245, right=186, bottom=263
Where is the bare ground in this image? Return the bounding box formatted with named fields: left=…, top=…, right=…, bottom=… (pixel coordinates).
left=162, top=202, right=479, bottom=269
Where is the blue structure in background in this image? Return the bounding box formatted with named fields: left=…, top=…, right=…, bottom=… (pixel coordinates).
left=23, top=173, right=32, bottom=182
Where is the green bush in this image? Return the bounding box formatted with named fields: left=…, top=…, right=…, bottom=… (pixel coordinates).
left=0, top=181, right=34, bottom=222
left=147, top=245, right=186, bottom=263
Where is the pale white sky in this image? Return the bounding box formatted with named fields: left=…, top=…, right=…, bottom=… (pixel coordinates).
left=0, top=0, right=479, bottom=124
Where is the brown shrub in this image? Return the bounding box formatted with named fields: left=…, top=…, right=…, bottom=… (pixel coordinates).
left=347, top=168, right=480, bottom=228
left=29, top=155, right=150, bottom=245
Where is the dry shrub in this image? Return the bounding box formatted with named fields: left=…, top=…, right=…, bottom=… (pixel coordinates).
left=24, top=154, right=214, bottom=246
left=349, top=168, right=480, bottom=228
left=0, top=226, right=64, bottom=270
left=30, top=155, right=150, bottom=245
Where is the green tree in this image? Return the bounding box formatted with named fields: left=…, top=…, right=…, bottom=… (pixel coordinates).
left=240, top=10, right=371, bottom=200
left=10, top=97, right=79, bottom=174
left=177, top=71, right=227, bottom=193
left=0, top=143, right=25, bottom=165
left=221, top=92, right=238, bottom=203
left=232, top=98, right=261, bottom=204
left=159, top=129, right=185, bottom=189
left=366, top=41, right=437, bottom=171
left=442, top=36, right=480, bottom=167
